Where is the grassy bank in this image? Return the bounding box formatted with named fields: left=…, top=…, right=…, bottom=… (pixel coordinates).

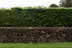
left=0, top=43, right=72, bottom=48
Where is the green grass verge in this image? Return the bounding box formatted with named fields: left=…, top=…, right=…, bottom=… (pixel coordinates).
left=0, top=42, right=72, bottom=48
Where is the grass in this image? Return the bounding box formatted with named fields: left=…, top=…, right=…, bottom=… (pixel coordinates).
left=0, top=42, right=72, bottom=48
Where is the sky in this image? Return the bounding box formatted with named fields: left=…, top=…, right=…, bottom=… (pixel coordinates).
left=0, top=0, right=60, bottom=8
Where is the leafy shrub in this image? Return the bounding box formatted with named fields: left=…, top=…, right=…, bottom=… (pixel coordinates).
left=49, top=4, right=58, bottom=7
left=0, top=7, right=72, bottom=27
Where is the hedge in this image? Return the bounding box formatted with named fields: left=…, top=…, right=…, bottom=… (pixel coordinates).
left=0, top=8, right=72, bottom=27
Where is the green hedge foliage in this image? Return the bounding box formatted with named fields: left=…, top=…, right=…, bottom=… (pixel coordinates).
left=0, top=7, right=72, bottom=27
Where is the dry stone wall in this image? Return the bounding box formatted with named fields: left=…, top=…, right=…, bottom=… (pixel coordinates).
left=0, top=27, right=72, bottom=43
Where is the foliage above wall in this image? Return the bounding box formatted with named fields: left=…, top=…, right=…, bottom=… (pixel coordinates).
left=0, top=7, right=72, bottom=27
